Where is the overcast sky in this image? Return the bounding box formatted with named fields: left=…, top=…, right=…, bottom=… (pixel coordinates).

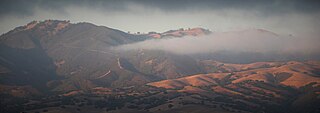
left=0, top=0, right=320, bottom=37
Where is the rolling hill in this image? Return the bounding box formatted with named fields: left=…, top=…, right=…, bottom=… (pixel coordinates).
left=1, top=20, right=320, bottom=113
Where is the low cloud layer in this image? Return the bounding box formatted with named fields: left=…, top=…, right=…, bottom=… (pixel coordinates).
left=114, top=30, right=320, bottom=56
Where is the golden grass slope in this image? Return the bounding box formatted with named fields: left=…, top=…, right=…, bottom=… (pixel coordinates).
left=149, top=61, right=320, bottom=89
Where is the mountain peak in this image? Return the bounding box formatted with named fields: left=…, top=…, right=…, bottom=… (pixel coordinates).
left=241, top=28, right=279, bottom=36
left=7, top=20, right=70, bottom=36
left=33, top=20, right=70, bottom=34
left=25, top=21, right=38, bottom=30
left=147, top=27, right=211, bottom=38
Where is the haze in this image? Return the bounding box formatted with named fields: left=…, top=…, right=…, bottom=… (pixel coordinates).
left=114, top=30, right=320, bottom=55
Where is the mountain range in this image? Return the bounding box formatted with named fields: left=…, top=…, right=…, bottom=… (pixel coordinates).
left=0, top=20, right=319, bottom=113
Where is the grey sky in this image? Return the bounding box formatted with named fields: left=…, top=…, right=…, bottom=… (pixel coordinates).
left=1, top=0, right=320, bottom=37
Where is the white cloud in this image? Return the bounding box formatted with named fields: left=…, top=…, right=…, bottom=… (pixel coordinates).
left=114, top=30, right=320, bottom=55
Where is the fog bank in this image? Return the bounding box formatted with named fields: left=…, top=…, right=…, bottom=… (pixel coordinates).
left=114, top=30, right=320, bottom=56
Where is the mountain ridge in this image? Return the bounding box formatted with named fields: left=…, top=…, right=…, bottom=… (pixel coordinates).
left=1, top=20, right=319, bottom=113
